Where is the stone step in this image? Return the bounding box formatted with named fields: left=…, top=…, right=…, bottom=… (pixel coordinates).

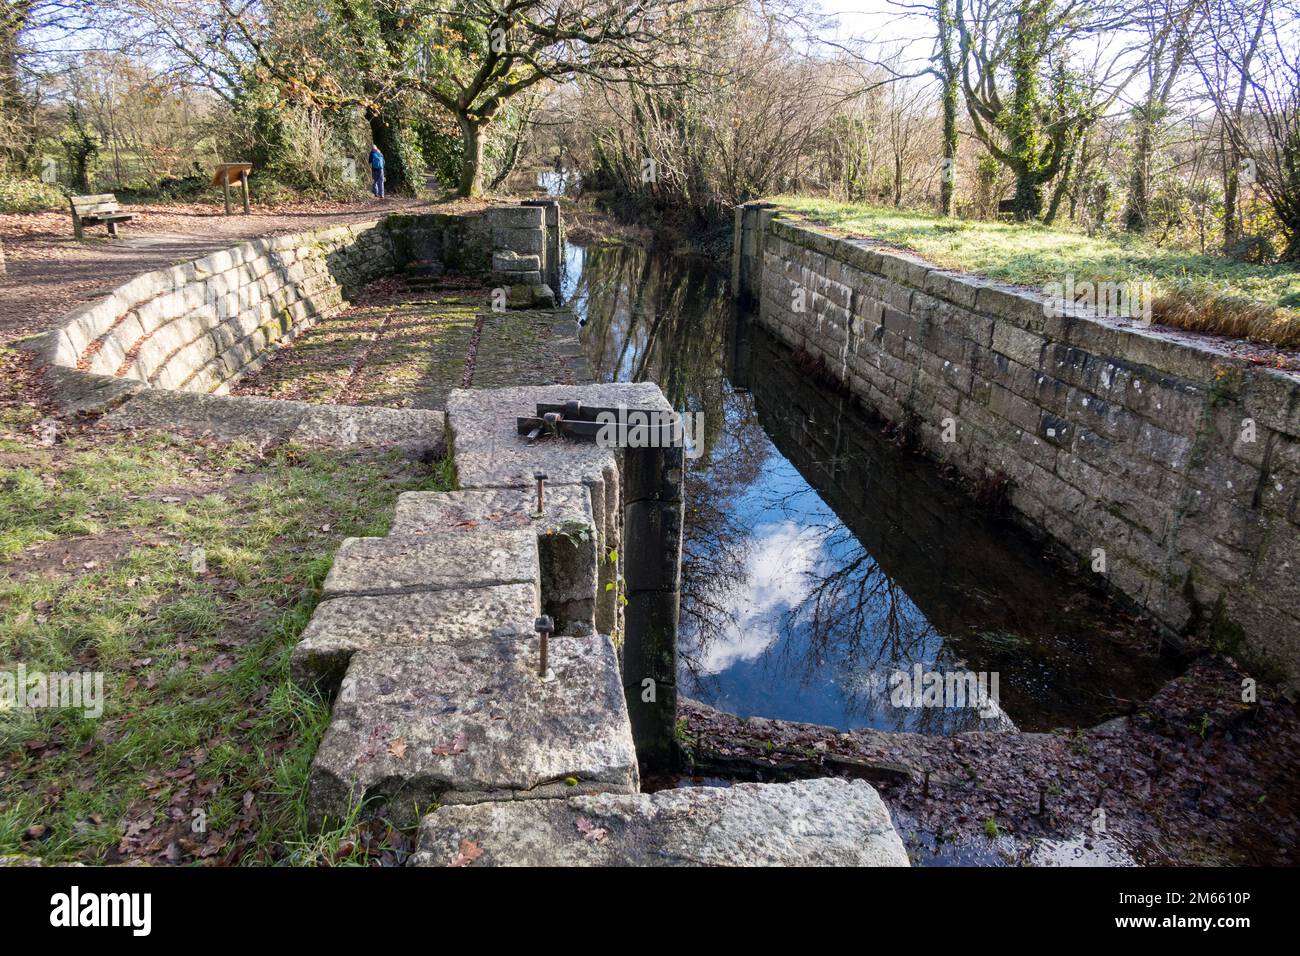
left=289, top=582, right=540, bottom=693
left=389, top=486, right=600, bottom=634
left=408, top=778, right=910, bottom=867
left=308, top=636, right=638, bottom=828
left=405, top=259, right=444, bottom=278
left=320, top=529, right=538, bottom=599
left=445, top=382, right=674, bottom=643
left=390, top=486, right=591, bottom=537
left=299, top=383, right=686, bottom=839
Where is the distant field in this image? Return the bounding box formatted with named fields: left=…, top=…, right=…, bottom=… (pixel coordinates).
left=769, top=196, right=1300, bottom=350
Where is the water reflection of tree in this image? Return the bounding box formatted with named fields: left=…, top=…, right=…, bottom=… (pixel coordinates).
left=574, top=243, right=1015, bottom=733
left=679, top=389, right=771, bottom=693
left=757, top=386, right=1009, bottom=734
left=572, top=243, right=757, bottom=691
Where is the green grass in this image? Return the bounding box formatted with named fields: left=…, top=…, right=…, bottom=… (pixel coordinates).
left=768, top=196, right=1300, bottom=348
left=0, top=428, right=453, bottom=864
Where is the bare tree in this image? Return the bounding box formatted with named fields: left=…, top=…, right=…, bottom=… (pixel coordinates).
left=1122, top=0, right=1204, bottom=232
left=1197, top=0, right=1299, bottom=259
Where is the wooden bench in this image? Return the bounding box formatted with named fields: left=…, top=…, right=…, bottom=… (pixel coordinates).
left=69, top=193, right=135, bottom=239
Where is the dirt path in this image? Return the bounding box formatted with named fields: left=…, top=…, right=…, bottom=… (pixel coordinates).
left=0, top=197, right=485, bottom=343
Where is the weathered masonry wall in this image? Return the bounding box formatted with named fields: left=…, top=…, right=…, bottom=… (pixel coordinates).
left=734, top=203, right=1300, bottom=691
left=26, top=205, right=559, bottom=418
left=48, top=221, right=397, bottom=394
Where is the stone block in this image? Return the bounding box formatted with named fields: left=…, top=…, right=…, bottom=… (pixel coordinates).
left=492, top=227, right=545, bottom=257
left=391, top=486, right=598, bottom=633
left=321, top=529, right=538, bottom=599
left=290, top=583, right=540, bottom=692
left=291, top=403, right=445, bottom=455
left=976, top=282, right=1049, bottom=332
left=491, top=251, right=542, bottom=273
left=446, top=382, right=668, bottom=490
left=308, top=636, right=637, bottom=827
left=992, top=322, right=1047, bottom=368
left=408, top=778, right=909, bottom=867
left=486, top=205, right=545, bottom=230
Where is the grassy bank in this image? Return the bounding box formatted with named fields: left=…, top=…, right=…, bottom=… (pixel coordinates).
left=770, top=197, right=1300, bottom=350
left=0, top=395, right=453, bottom=864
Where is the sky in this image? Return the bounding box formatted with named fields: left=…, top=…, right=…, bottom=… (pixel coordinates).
left=814, top=0, right=939, bottom=64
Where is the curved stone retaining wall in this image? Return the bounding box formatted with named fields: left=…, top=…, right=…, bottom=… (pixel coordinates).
left=26, top=206, right=558, bottom=420
left=50, top=221, right=394, bottom=393
left=734, top=202, right=1300, bottom=692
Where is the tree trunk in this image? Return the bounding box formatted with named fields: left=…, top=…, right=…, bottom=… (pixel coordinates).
left=1222, top=126, right=1240, bottom=253
left=1043, top=135, right=1078, bottom=226
left=1282, top=230, right=1300, bottom=264
left=1125, top=109, right=1154, bottom=232
left=368, top=110, right=408, bottom=195
left=1011, top=167, right=1044, bottom=221
left=1008, top=0, right=1047, bottom=221
left=0, top=0, right=32, bottom=171
left=457, top=114, right=486, bottom=197
left=937, top=0, right=959, bottom=216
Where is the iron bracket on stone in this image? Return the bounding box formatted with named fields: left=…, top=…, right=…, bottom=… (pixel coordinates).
left=516, top=400, right=685, bottom=448
left=514, top=396, right=686, bottom=773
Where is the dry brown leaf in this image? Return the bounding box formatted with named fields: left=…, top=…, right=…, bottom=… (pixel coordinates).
left=449, top=838, right=483, bottom=867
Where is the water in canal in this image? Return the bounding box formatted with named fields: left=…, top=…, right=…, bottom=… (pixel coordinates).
left=562, top=241, right=1180, bottom=735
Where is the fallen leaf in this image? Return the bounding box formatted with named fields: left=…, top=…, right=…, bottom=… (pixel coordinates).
left=388, top=737, right=408, bottom=761
left=575, top=815, right=607, bottom=843
left=450, top=838, right=482, bottom=867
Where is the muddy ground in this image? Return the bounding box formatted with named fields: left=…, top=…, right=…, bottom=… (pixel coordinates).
left=676, top=656, right=1299, bottom=866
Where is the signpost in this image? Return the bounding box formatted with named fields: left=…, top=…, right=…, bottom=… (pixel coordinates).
left=212, top=163, right=253, bottom=215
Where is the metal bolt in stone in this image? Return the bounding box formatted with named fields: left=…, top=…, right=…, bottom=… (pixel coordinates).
left=535, top=614, right=555, bottom=681
left=534, top=468, right=547, bottom=514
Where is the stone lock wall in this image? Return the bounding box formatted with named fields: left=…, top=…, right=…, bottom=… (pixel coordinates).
left=486, top=203, right=561, bottom=307
left=734, top=203, right=1300, bottom=691
left=31, top=204, right=556, bottom=416
left=45, top=220, right=399, bottom=395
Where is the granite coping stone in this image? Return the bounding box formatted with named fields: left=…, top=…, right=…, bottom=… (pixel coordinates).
left=289, top=582, right=540, bottom=691
left=389, top=486, right=593, bottom=537
left=447, top=383, right=671, bottom=489
left=387, top=486, right=599, bottom=631
left=408, top=777, right=910, bottom=867
left=100, top=389, right=444, bottom=454
left=308, top=636, right=637, bottom=827
left=320, top=529, right=538, bottom=599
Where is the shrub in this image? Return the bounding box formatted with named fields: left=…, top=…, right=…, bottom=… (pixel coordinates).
left=0, top=176, right=66, bottom=213
left=59, top=106, right=101, bottom=193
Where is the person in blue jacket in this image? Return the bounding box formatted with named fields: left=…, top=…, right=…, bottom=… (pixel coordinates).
left=369, top=146, right=385, bottom=198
